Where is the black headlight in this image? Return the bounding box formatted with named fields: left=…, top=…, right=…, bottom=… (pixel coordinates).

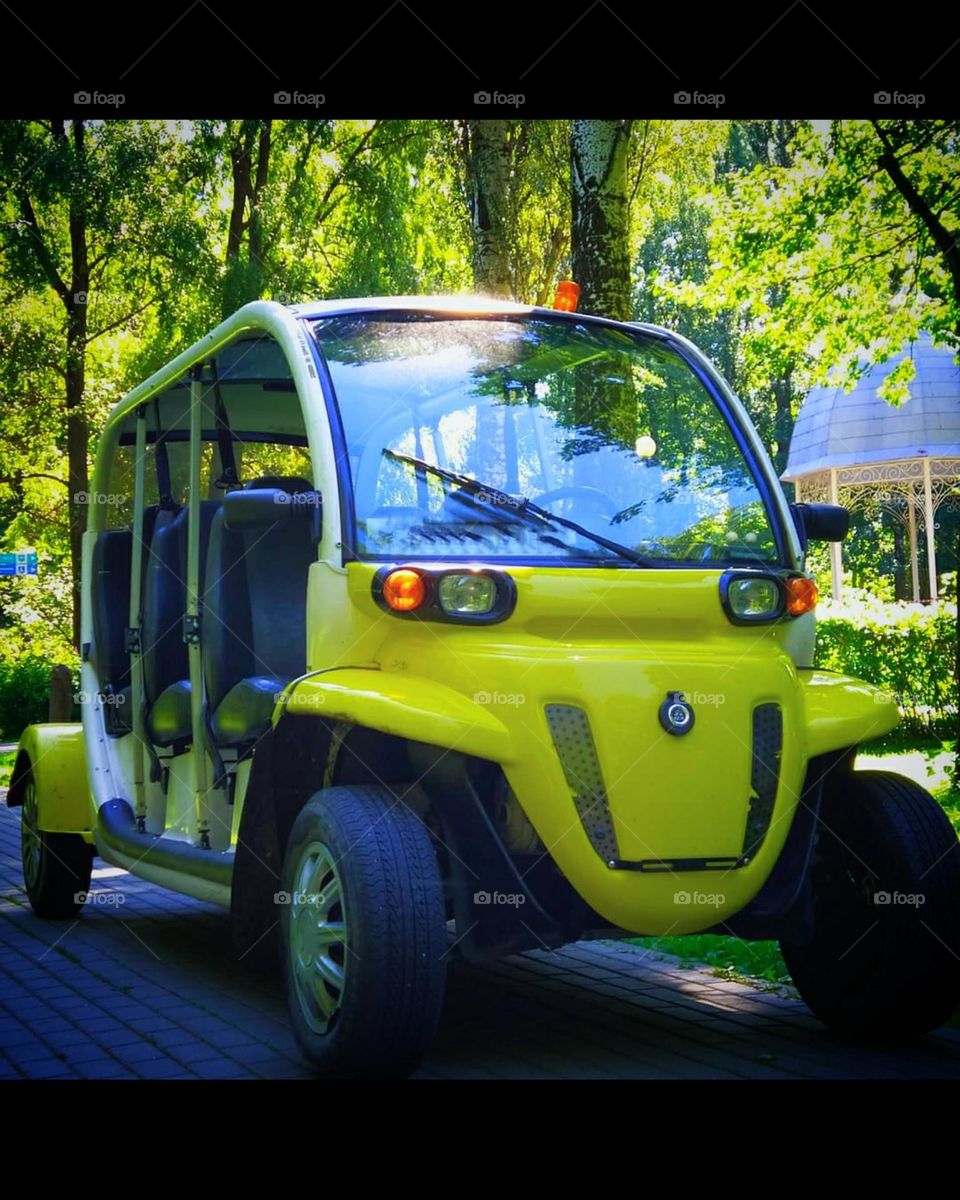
left=372, top=565, right=517, bottom=624
left=719, top=571, right=786, bottom=624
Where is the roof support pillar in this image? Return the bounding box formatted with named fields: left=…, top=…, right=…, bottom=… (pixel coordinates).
left=828, top=468, right=842, bottom=600
left=923, top=458, right=938, bottom=601
left=907, top=485, right=920, bottom=603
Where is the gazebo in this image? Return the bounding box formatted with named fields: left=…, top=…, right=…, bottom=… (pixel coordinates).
left=782, top=333, right=960, bottom=601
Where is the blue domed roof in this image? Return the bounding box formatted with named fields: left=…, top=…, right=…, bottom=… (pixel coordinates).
left=782, top=333, right=960, bottom=480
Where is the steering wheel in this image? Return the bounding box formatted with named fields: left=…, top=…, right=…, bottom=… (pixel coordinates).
left=536, top=486, right=619, bottom=519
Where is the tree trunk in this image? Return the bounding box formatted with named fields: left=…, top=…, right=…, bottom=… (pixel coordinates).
left=48, top=665, right=73, bottom=722
left=772, top=366, right=793, bottom=475
left=223, top=122, right=255, bottom=319
left=465, top=120, right=514, bottom=297
left=66, top=121, right=89, bottom=651
left=223, top=121, right=273, bottom=317
left=65, top=306, right=88, bottom=650
left=247, top=121, right=272, bottom=291
left=571, top=120, right=634, bottom=321
left=226, top=123, right=253, bottom=266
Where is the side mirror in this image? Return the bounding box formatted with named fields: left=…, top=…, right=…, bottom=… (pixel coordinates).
left=223, top=488, right=322, bottom=540
left=790, top=502, right=849, bottom=551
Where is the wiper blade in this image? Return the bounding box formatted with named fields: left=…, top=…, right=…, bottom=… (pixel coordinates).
left=383, top=449, right=654, bottom=568
left=519, top=496, right=655, bottom=567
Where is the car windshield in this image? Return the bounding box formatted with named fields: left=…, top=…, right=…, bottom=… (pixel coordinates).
left=312, top=313, right=780, bottom=567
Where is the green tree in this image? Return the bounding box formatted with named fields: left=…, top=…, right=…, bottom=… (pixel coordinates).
left=637, top=120, right=803, bottom=471
left=672, top=121, right=960, bottom=396
left=459, top=119, right=514, bottom=296
left=453, top=119, right=568, bottom=303
left=0, top=119, right=207, bottom=644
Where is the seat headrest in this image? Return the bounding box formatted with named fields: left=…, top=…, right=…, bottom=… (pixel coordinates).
left=244, top=475, right=314, bottom=494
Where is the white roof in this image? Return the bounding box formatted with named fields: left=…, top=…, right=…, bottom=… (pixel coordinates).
left=288, top=294, right=539, bottom=318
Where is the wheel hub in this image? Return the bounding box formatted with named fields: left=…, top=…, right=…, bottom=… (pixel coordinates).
left=289, top=841, right=348, bottom=1036
left=21, top=780, right=42, bottom=889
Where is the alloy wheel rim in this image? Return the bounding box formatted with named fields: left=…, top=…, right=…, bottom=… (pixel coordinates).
left=21, top=780, right=42, bottom=889
left=289, top=841, right=348, bottom=1035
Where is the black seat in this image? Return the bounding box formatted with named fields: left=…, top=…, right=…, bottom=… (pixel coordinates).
left=90, top=528, right=133, bottom=733
left=90, top=504, right=165, bottom=735
left=142, top=501, right=220, bottom=748
left=203, top=477, right=316, bottom=747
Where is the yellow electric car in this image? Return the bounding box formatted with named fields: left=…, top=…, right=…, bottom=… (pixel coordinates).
left=9, top=295, right=960, bottom=1077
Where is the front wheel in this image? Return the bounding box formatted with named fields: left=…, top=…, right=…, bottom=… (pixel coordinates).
left=280, top=784, right=447, bottom=1078
left=781, top=770, right=960, bottom=1039
left=20, top=767, right=93, bottom=918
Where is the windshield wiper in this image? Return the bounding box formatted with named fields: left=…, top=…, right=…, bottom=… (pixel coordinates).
left=383, top=449, right=654, bottom=568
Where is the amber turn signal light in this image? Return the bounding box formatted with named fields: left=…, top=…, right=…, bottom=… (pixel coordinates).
left=552, top=280, right=580, bottom=312
left=381, top=568, right=426, bottom=612
left=785, top=575, right=818, bottom=616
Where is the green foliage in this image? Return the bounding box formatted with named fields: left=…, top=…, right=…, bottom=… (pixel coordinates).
left=1, top=118, right=956, bottom=661
left=662, top=120, right=960, bottom=395
left=0, top=751, right=15, bottom=787
left=0, top=545, right=75, bottom=665
left=0, top=119, right=477, bottom=646
left=0, top=655, right=78, bottom=741
left=814, top=590, right=957, bottom=736
left=636, top=121, right=804, bottom=471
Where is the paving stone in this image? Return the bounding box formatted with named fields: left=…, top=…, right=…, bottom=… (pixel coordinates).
left=2, top=799, right=960, bottom=1079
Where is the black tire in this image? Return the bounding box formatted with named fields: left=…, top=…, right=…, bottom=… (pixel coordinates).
left=20, top=767, right=93, bottom=919
left=280, top=784, right=447, bottom=1078
left=781, top=769, right=960, bottom=1039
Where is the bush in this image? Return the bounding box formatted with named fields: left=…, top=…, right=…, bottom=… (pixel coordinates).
left=0, top=656, right=79, bottom=742
left=815, top=589, right=957, bottom=737
left=0, top=656, right=54, bottom=741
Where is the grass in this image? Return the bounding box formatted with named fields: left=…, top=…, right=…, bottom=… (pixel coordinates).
left=633, top=934, right=793, bottom=988
left=631, top=734, right=959, bottom=989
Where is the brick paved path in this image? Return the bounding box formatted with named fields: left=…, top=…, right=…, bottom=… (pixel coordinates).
left=1, top=800, right=959, bottom=1079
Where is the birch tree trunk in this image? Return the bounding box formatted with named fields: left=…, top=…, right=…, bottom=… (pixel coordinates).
left=464, top=120, right=514, bottom=297
left=571, top=120, right=633, bottom=321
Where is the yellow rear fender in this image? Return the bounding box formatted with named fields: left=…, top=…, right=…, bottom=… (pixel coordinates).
left=800, top=670, right=900, bottom=758
left=278, top=668, right=514, bottom=764
left=6, top=724, right=94, bottom=837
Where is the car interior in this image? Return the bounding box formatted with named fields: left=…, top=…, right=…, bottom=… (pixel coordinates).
left=87, top=335, right=319, bottom=787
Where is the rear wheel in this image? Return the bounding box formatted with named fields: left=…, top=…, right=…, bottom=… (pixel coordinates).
left=781, top=770, right=960, bottom=1039
left=280, top=784, right=447, bottom=1078
left=20, top=769, right=93, bottom=918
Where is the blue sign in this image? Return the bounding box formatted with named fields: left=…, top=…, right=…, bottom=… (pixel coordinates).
left=0, top=551, right=38, bottom=576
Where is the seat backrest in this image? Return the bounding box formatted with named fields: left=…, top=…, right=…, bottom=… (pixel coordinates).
left=141, top=502, right=219, bottom=709
left=90, top=529, right=132, bottom=695
left=202, top=478, right=316, bottom=709
left=89, top=503, right=168, bottom=691
left=202, top=509, right=252, bottom=713
left=244, top=511, right=316, bottom=681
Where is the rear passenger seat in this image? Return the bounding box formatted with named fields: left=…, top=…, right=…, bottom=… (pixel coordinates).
left=90, top=504, right=164, bottom=735
left=202, top=477, right=316, bottom=747
left=141, top=501, right=220, bottom=749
